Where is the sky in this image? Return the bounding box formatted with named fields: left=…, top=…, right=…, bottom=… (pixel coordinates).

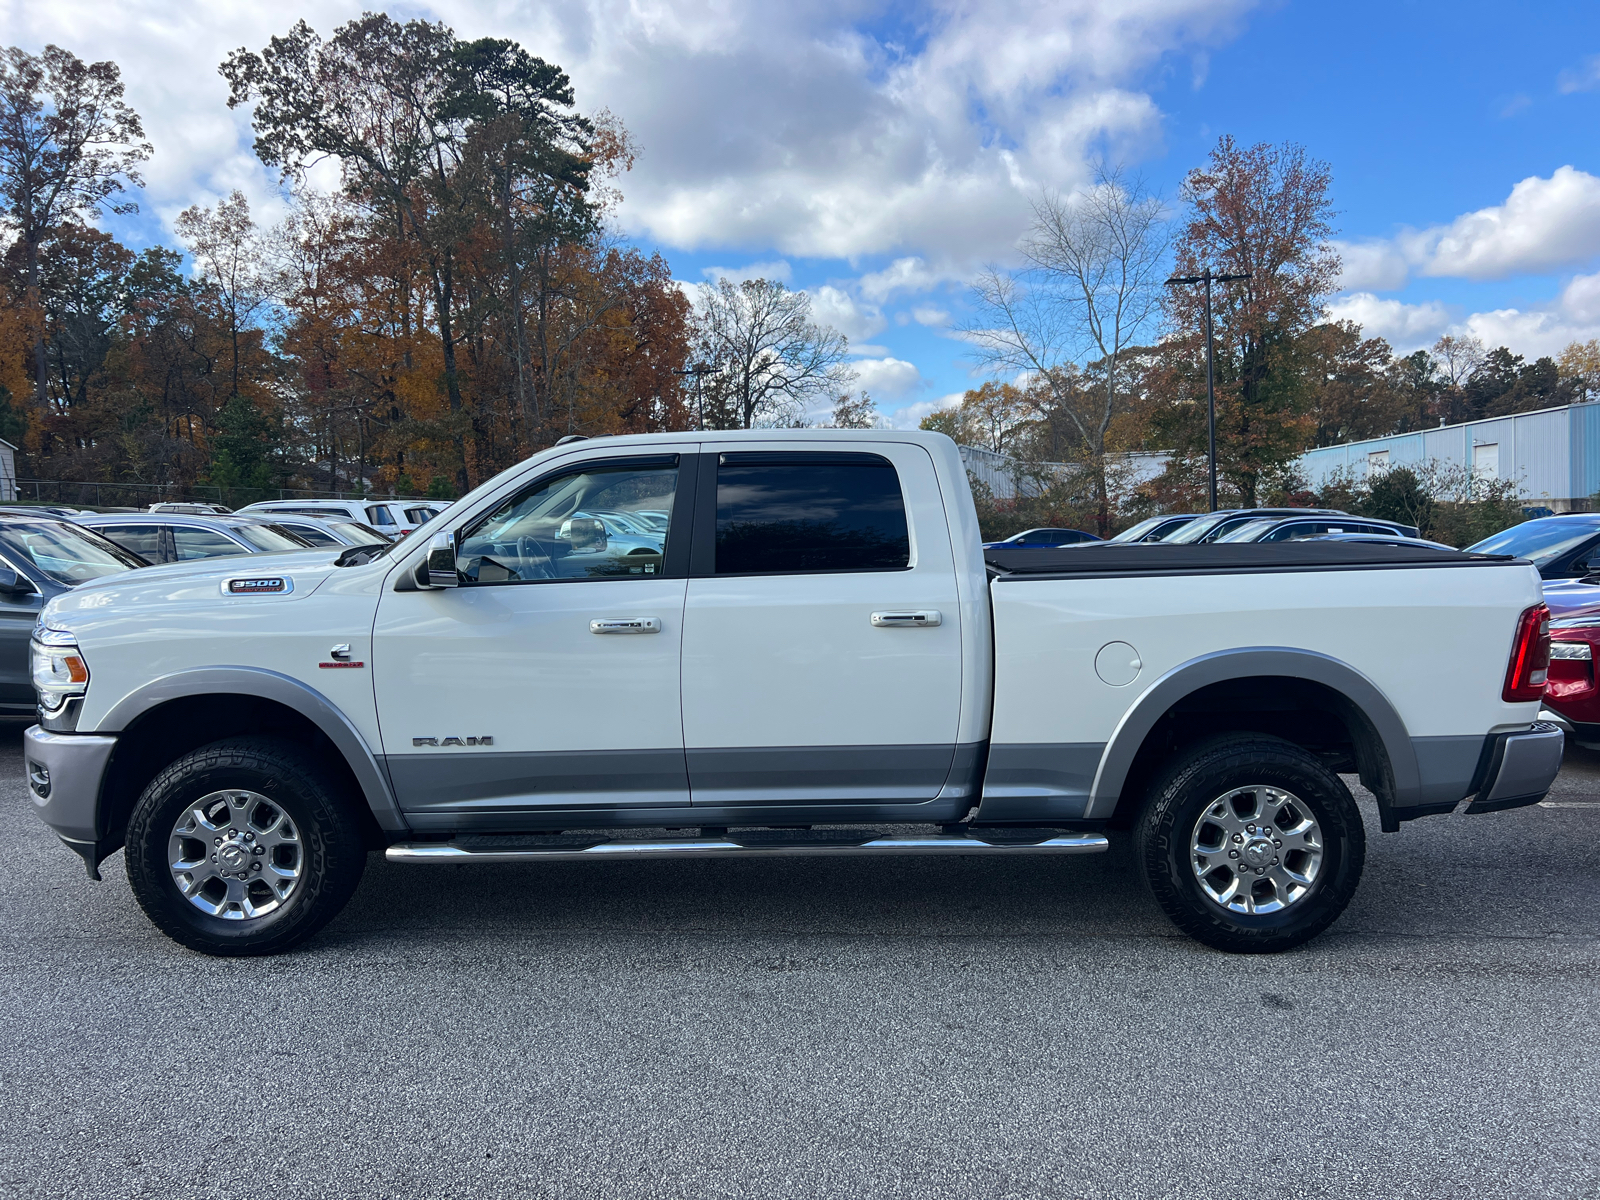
left=2, top=0, right=1597, bottom=428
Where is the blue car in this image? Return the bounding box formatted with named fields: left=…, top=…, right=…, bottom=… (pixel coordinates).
left=982, top=526, right=1100, bottom=550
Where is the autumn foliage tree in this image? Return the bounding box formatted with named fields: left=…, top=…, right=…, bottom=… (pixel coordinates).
left=1157, top=137, right=1341, bottom=507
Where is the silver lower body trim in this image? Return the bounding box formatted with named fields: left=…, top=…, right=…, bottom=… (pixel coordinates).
left=386, top=831, right=1109, bottom=864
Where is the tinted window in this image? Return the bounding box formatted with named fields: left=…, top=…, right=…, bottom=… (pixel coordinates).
left=715, top=453, right=909, bottom=575
left=0, top=523, right=145, bottom=584
left=95, top=523, right=166, bottom=560
left=404, top=507, right=437, bottom=524
left=366, top=505, right=398, bottom=526
left=331, top=521, right=390, bottom=544
left=1261, top=522, right=1315, bottom=542
left=278, top=522, right=340, bottom=547
left=230, top=524, right=310, bottom=551
left=457, top=458, right=676, bottom=583
left=172, top=527, right=249, bottom=560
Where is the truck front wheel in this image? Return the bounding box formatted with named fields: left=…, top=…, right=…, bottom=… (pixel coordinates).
left=125, top=738, right=367, bottom=956
left=1137, top=735, right=1366, bottom=953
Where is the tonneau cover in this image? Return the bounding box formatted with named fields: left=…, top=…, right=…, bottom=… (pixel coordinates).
left=985, top=540, right=1514, bottom=578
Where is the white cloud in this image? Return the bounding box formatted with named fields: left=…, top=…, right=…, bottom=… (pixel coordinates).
left=1338, top=167, right=1600, bottom=291
left=852, top=356, right=926, bottom=401
left=1333, top=240, right=1410, bottom=292
left=1329, top=272, right=1600, bottom=361
left=1462, top=271, right=1600, bottom=358
left=1558, top=55, right=1600, bottom=94
left=0, top=0, right=1265, bottom=275
left=1325, top=294, right=1453, bottom=352
left=888, top=391, right=963, bottom=430
left=912, top=305, right=952, bottom=327
left=859, top=257, right=946, bottom=303
left=807, top=285, right=884, bottom=344
left=1410, top=166, right=1600, bottom=280
left=701, top=260, right=791, bottom=285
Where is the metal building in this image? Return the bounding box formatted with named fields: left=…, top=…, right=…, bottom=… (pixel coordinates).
left=1296, top=402, right=1600, bottom=512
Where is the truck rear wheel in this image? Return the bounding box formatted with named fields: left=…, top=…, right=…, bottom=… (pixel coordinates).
left=125, top=738, right=366, bottom=956
left=1137, top=735, right=1366, bottom=953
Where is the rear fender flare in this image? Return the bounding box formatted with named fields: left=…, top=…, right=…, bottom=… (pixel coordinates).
left=98, top=667, right=406, bottom=832
left=1086, top=647, right=1417, bottom=818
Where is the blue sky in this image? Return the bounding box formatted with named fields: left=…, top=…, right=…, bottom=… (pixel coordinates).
left=7, top=0, right=1599, bottom=427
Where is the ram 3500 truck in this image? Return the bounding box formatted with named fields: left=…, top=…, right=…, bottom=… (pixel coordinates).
left=23, top=431, right=1564, bottom=956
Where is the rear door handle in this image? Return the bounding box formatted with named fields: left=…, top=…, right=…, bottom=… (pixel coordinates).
left=871, top=610, right=942, bottom=628
left=590, top=617, right=662, bottom=634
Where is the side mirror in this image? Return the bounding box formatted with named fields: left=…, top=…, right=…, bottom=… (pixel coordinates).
left=568, top=517, right=607, bottom=553
left=424, top=531, right=460, bottom=588
left=0, top=566, right=35, bottom=596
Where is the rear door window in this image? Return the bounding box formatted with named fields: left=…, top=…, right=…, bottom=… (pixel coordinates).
left=279, top=522, right=340, bottom=547
left=93, top=524, right=166, bottom=561
left=172, top=527, right=250, bottom=560
left=713, top=452, right=909, bottom=575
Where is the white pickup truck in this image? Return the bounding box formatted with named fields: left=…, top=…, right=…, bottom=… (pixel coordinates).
left=23, top=431, right=1563, bottom=956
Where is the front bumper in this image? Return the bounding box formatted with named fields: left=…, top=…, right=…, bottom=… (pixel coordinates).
left=23, top=725, right=117, bottom=875
left=1465, top=721, right=1565, bottom=814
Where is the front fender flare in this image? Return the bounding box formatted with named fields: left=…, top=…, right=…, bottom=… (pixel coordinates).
left=1086, top=647, right=1417, bottom=819
left=98, top=667, right=406, bottom=832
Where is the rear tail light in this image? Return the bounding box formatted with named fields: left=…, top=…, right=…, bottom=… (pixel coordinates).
left=1503, top=603, right=1551, bottom=703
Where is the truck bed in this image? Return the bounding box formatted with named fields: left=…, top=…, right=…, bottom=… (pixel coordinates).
left=984, top=540, right=1510, bottom=578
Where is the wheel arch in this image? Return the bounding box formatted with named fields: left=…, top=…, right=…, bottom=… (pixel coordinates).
left=95, top=668, right=404, bottom=848
left=1089, top=648, right=1417, bottom=830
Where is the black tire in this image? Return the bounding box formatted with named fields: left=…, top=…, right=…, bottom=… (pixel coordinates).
left=125, top=737, right=367, bottom=956
left=1137, top=735, right=1366, bottom=953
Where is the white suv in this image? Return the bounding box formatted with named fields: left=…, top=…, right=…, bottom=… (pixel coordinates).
left=236, top=499, right=445, bottom=536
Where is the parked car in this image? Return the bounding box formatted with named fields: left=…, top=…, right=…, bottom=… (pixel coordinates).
left=981, top=527, right=1100, bottom=550
left=1159, top=507, right=1356, bottom=544
left=25, top=430, right=1562, bottom=960
left=1297, top=531, right=1458, bottom=551
left=0, top=505, right=88, bottom=518
left=149, top=502, right=232, bottom=515
left=72, top=513, right=313, bottom=563
left=1103, top=514, right=1203, bottom=544
left=236, top=499, right=439, bottom=536
left=1467, top=513, right=1600, bottom=580
left=1539, top=614, right=1600, bottom=748
left=262, top=514, right=394, bottom=549
left=0, top=513, right=147, bottom=714
left=1213, top=515, right=1423, bottom=544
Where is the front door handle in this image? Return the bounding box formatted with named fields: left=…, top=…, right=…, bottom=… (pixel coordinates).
left=871, top=610, right=942, bottom=628
left=590, top=617, right=662, bottom=634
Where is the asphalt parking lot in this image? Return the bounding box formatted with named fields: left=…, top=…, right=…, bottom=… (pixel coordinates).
left=2, top=721, right=1599, bottom=1200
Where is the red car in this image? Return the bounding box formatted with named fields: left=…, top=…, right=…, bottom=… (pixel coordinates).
left=1544, top=615, right=1600, bottom=747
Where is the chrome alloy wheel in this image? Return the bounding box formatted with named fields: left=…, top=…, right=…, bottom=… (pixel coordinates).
left=1189, top=785, right=1324, bottom=915
left=168, top=790, right=302, bottom=920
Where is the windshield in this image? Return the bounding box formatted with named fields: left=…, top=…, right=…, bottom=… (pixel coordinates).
left=0, top=522, right=145, bottom=585
left=228, top=523, right=313, bottom=552
left=1163, top=513, right=1242, bottom=544
left=1214, top=518, right=1282, bottom=543
left=331, top=520, right=391, bottom=544
left=1467, top=519, right=1600, bottom=566
left=1109, top=516, right=1180, bottom=543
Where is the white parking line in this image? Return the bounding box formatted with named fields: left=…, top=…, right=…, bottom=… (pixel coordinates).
left=1539, top=800, right=1600, bottom=808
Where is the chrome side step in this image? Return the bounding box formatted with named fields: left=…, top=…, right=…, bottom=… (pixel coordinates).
left=386, top=830, right=1109, bottom=864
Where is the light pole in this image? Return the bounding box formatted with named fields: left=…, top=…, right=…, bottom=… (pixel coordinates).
left=1166, top=269, right=1251, bottom=512
left=674, top=363, right=712, bottom=430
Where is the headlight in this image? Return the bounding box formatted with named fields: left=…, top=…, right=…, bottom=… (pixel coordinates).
left=31, top=629, right=89, bottom=711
